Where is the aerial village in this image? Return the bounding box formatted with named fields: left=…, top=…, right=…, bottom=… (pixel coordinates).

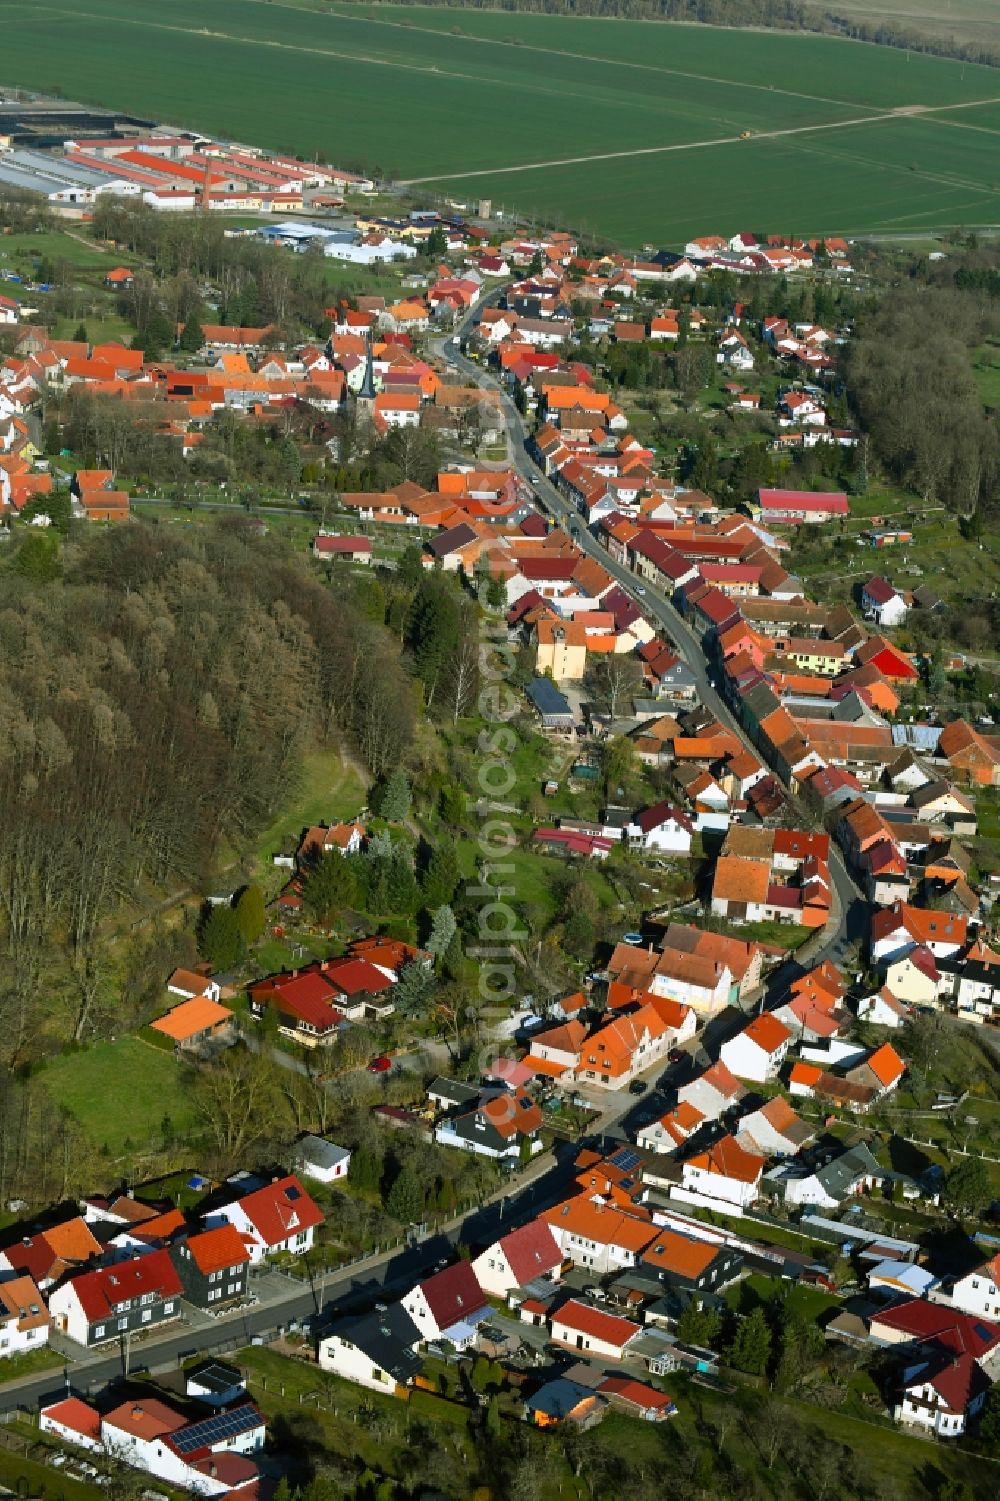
left=1, top=103, right=1000, bottom=1501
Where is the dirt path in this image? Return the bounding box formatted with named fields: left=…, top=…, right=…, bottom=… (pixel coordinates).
left=63, top=227, right=108, bottom=253
left=401, top=98, right=1000, bottom=186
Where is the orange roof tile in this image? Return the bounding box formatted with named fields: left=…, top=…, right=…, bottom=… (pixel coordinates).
left=150, top=995, right=233, bottom=1042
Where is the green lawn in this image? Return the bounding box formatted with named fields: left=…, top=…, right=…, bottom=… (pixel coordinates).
left=0, top=1444, right=103, bottom=1501
left=39, top=1036, right=200, bottom=1156
left=711, top=917, right=815, bottom=951
left=0, top=228, right=117, bottom=272
left=1, top=1, right=998, bottom=245
left=0, top=1346, right=63, bottom=1387
left=972, top=341, right=1000, bottom=407
left=248, top=747, right=367, bottom=868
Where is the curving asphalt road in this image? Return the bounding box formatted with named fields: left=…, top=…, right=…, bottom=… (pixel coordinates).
left=435, top=292, right=867, bottom=986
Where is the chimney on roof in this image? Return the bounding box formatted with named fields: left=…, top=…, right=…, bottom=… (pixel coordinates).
left=131, top=1405, right=143, bottom=1419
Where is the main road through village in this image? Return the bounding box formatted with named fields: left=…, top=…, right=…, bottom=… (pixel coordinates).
left=432, top=288, right=867, bottom=976
left=0, top=289, right=867, bottom=1419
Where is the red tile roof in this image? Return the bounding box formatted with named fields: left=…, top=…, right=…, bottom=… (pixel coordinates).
left=552, top=1298, right=641, bottom=1348
left=496, top=1220, right=563, bottom=1284
left=742, top=1013, right=791, bottom=1054
left=418, top=1261, right=487, bottom=1330
left=186, top=1224, right=250, bottom=1275
left=235, top=1175, right=324, bottom=1246
left=872, top=1299, right=1000, bottom=1359
left=71, top=1249, right=182, bottom=1323
left=41, top=1398, right=101, bottom=1442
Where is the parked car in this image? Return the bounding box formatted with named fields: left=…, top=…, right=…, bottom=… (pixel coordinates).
left=367, top=1054, right=392, bottom=1073
left=628, top=1080, right=648, bottom=1096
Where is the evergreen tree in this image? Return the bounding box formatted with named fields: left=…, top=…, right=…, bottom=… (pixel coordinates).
left=486, top=574, right=507, bottom=610
left=563, top=908, right=595, bottom=960
left=439, top=784, right=467, bottom=826
left=422, top=839, right=460, bottom=909
left=980, top=1386, right=1000, bottom=1449
left=676, top=1303, right=722, bottom=1348
left=386, top=846, right=421, bottom=914
left=197, top=903, right=244, bottom=970
left=394, top=959, right=436, bottom=1016
left=73, top=322, right=88, bottom=345
left=397, top=543, right=424, bottom=590
left=302, top=852, right=359, bottom=926
left=234, top=884, right=266, bottom=946
left=485, top=1393, right=503, bottom=1436
left=386, top=1166, right=422, bottom=1223
left=375, top=768, right=411, bottom=822
left=945, top=1155, right=991, bottom=1218
left=180, top=315, right=204, bottom=353
left=427, top=904, right=458, bottom=962
left=406, top=575, right=461, bottom=708
left=350, top=1143, right=383, bottom=1194
left=727, top=1306, right=772, bottom=1376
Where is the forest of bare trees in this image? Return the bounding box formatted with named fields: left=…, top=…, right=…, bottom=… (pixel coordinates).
left=0, top=520, right=415, bottom=1069
left=844, top=281, right=1000, bottom=518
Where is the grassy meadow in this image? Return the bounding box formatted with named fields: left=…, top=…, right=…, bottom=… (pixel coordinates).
left=0, top=2, right=999, bottom=243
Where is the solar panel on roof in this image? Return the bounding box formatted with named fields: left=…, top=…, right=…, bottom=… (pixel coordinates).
left=609, top=1147, right=641, bottom=1172
left=172, top=1406, right=259, bottom=1454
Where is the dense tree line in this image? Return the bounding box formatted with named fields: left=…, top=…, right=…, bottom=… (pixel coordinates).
left=357, top=0, right=809, bottom=26
left=358, top=0, right=1000, bottom=69
left=844, top=285, right=1000, bottom=517
left=88, top=197, right=359, bottom=343
left=0, top=520, right=414, bottom=1066
left=825, top=12, right=1000, bottom=70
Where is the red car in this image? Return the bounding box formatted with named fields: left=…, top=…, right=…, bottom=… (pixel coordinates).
left=367, top=1055, right=392, bottom=1074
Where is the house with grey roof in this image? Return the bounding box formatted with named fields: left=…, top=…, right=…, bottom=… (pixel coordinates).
left=764, top=1141, right=883, bottom=1210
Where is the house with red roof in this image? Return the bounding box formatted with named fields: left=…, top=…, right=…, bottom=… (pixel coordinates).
left=950, top=1254, right=1000, bottom=1322
left=870, top=1298, right=1000, bottom=1368
left=543, top=1198, right=658, bottom=1274
left=861, top=575, right=907, bottom=629
left=871, top=903, right=969, bottom=965
left=101, top=1396, right=265, bottom=1494
left=636, top=1099, right=705, bottom=1155
left=847, top=1042, right=905, bottom=1098
left=205, top=1174, right=324, bottom=1264
left=39, top=1397, right=104, bottom=1452
left=47, top=1249, right=183, bottom=1347
left=680, top=1134, right=765, bottom=1210
left=435, top=1086, right=545, bottom=1162
left=0, top=1275, right=49, bottom=1357
left=854, top=634, right=919, bottom=683
left=884, top=946, right=943, bottom=1008
left=757, top=488, right=849, bottom=525
left=471, top=1220, right=564, bottom=1297
left=403, top=1261, right=489, bottom=1346
left=719, top=1013, right=792, bottom=1083
left=598, top=1375, right=677, bottom=1421
left=550, top=1299, right=642, bottom=1360
left=247, top=965, right=345, bottom=1045
left=897, top=1350, right=991, bottom=1437
left=169, top=1225, right=251, bottom=1312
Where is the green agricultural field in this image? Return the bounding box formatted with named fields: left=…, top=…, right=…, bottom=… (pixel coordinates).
left=1, top=2, right=1000, bottom=244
